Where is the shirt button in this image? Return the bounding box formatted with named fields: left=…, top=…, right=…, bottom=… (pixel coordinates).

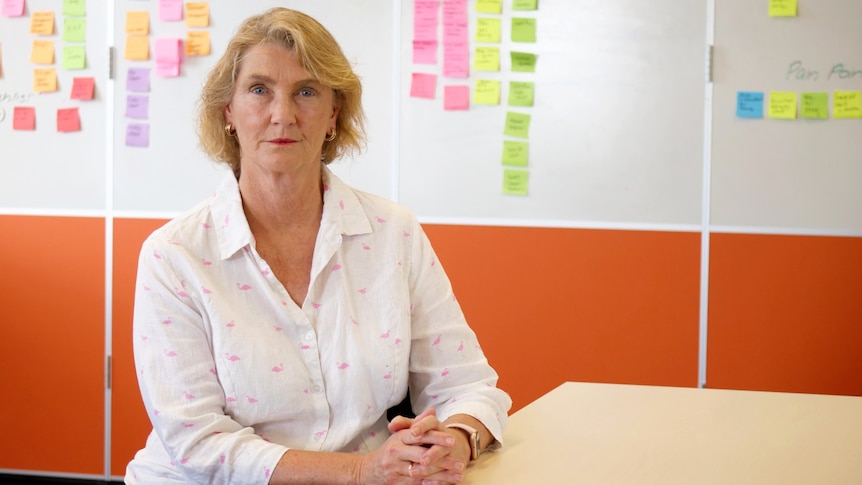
left=304, top=332, right=314, bottom=341
left=312, top=385, right=321, bottom=392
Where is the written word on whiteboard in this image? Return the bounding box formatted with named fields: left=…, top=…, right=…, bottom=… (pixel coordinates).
left=786, top=61, right=862, bottom=81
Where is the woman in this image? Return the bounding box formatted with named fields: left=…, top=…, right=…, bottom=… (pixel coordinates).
left=125, top=7, right=511, bottom=485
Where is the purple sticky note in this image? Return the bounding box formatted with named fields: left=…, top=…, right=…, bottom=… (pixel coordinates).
left=158, top=0, right=183, bottom=21
left=126, top=123, right=150, bottom=147
left=1, top=0, right=25, bottom=17
left=410, top=73, right=437, bottom=99
left=125, top=94, right=149, bottom=119
left=127, top=67, right=151, bottom=92
left=155, top=38, right=181, bottom=77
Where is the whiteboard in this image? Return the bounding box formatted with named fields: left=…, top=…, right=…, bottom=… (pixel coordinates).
left=398, top=0, right=708, bottom=225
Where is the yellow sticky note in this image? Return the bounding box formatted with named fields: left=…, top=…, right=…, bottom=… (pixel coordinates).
left=125, top=36, right=150, bottom=61
left=502, top=140, right=529, bottom=167
left=833, top=91, right=862, bottom=119
left=504, top=111, right=531, bottom=138
left=186, top=31, right=211, bottom=56
left=769, top=0, right=797, bottom=17
left=800, top=92, right=828, bottom=119
left=63, top=0, right=86, bottom=17
left=475, top=18, right=501, bottom=43
left=473, top=79, right=501, bottom=105
left=62, top=45, right=86, bottom=70
left=126, top=11, right=150, bottom=35
left=185, top=2, right=210, bottom=27
left=503, top=169, right=529, bottom=196
left=473, top=47, right=500, bottom=71
left=33, top=68, right=58, bottom=92
left=63, top=18, right=86, bottom=43
left=508, top=81, right=535, bottom=107
left=768, top=92, right=797, bottom=119
left=476, top=0, right=503, bottom=14
left=31, top=40, right=55, bottom=65
left=30, top=11, right=55, bottom=35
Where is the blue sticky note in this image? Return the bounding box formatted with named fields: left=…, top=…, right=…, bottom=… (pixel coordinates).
left=737, top=91, right=764, bottom=118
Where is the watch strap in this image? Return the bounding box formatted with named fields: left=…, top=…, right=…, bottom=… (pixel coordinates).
left=445, top=423, right=480, bottom=461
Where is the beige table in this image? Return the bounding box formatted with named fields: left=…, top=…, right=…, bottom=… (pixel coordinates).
left=463, top=382, right=862, bottom=484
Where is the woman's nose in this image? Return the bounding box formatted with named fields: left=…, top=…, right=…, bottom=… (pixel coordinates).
left=270, top=95, right=296, bottom=125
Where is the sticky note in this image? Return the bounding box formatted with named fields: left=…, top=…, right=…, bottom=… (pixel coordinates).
left=513, top=0, right=538, bottom=10
left=13, top=106, right=36, bottom=130
left=126, top=123, right=150, bottom=147
left=63, top=0, right=86, bottom=17
left=768, top=91, right=797, bottom=119
left=159, top=0, right=183, bottom=21
left=2, top=0, right=25, bottom=17
left=33, top=68, right=58, bottom=92
left=508, top=81, right=535, bottom=107
left=833, top=91, right=862, bottom=119
left=410, top=72, right=437, bottom=99
left=31, top=40, right=55, bottom=65
left=800, top=92, right=828, bottom=119
left=413, top=40, right=438, bottom=65
left=127, top=67, right=151, bottom=92
left=63, top=18, right=87, bottom=43
left=155, top=38, right=182, bottom=77
left=186, top=31, right=211, bottom=56
left=57, top=107, right=81, bottom=132
left=125, top=36, right=150, bottom=61
left=126, top=11, right=150, bottom=35
left=62, top=45, right=86, bottom=70
left=473, top=79, right=500, bottom=105
left=736, top=91, right=764, bottom=118
left=125, top=94, right=149, bottom=119
left=444, top=85, right=470, bottom=111
left=185, top=2, right=210, bottom=27
left=414, top=0, right=439, bottom=42
left=70, top=77, right=95, bottom=100
left=769, top=0, right=797, bottom=17
left=473, top=47, right=500, bottom=71
left=475, top=18, right=501, bottom=43
left=512, top=18, right=537, bottom=42
left=443, top=42, right=469, bottom=78
left=476, top=0, right=502, bottom=14
left=503, top=169, right=529, bottom=196
left=30, top=11, right=55, bottom=35
left=502, top=140, right=528, bottom=167
left=443, top=18, right=468, bottom=45
left=504, top=111, right=531, bottom=138
left=511, top=51, right=537, bottom=72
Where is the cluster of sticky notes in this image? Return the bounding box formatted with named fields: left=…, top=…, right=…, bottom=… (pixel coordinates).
left=125, top=67, right=151, bottom=147
left=737, top=91, right=862, bottom=120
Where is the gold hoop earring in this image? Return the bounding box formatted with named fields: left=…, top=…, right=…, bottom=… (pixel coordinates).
left=225, top=123, right=237, bottom=136
left=325, top=127, right=336, bottom=142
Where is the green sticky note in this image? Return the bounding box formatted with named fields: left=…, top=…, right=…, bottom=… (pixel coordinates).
left=513, top=0, right=539, bottom=10
left=767, top=91, right=797, bottom=119
left=503, top=169, right=529, bottom=196
left=475, top=18, right=501, bottom=43
left=63, top=0, right=86, bottom=17
left=504, top=111, right=531, bottom=138
left=769, top=0, right=797, bottom=17
left=474, top=80, right=501, bottom=105
left=476, top=0, right=503, bottom=14
left=62, top=45, right=87, bottom=70
left=511, top=52, right=537, bottom=73
left=508, top=81, right=535, bottom=107
left=63, top=18, right=86, bottom=42
left=473, top=47, right=500, bottom=71
left=502, top=141, right=528, bottom=167
left=800, top=92, right=828, bottom=119
left=833, top=91, right=862, bottom=119
left=512, top=18, right=537, bottom=43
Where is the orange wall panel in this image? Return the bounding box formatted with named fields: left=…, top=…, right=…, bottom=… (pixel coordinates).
left=423, top=225, right=702, bottom=411
left=707, top=233, right=862, bottom=396
left=0, top=216, right=105, bottom=475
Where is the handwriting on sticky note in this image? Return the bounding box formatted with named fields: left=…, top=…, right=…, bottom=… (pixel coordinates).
left=31, top=40, right=55, bottom=65
left=30, top=11, right=55, bottom=35
left=414, top=0, right=439, bottom=42
left=185, top=2, right=210, bottom=27
left=502, top=169, right=529, bottom=196
left=13, top=107, right=36, bottom=130
left=476, top=0, right=502, bottom=14
left=57, top=107, right=81, bottom=132
left=833, top=91, right=862, bottom=119
left=413, top=40, right=438, bottom=65
left=127, top=67, right=151, bottom=92
left=71, top=77, right=96, bottom=100
left=473, top=79, right=500, bottom=105
left=508, top=81, right=534, bottom=107
left=64, top=0, right=86, bottom=17
left=155, top=38, right=181, bottom=77
left=736, top=91, right=764, bottom=118
left=126, top=123, right=150, bottom=147
left=504, top=111, right=531, bottom=138
left=127, top=11, right=150, bottom=35
left=63, top=45, right=87, bottom=70
left=159, top=0, right=183, bottom=21
left=186, top=31, right=211, bottom=56
left=473, top=47, right=500, bottom=72
left=475, top=18, right=501, bottom=43
left=513, top=0, right=538, bottom=10
left=800, top=92, right=828, bottom=119
left=2, top=0, right=25, bottom=17
left=126, top=94, right=150, bottom=119
left=63, top=18, right=86, bottom=43
left=33, top=68, right=58, bottom=92
left=502, top=140, right=528, bottom=167
left=512, top=18, right=536, bottom=43
left=511, top=52, right=537, bottom=73
left=769, top=0, right=797, bottom=17
left=768, top=92, right=797, bottom=119
left=443, top=42, right=469, bottom=78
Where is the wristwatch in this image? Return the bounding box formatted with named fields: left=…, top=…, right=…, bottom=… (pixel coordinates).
left=445, top=423, right=481, bottom=461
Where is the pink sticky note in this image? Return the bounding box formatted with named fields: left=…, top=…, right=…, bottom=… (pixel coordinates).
left=443, top=42, right=469, bottom=78
left=126, top=123, right=149, bottom=147
left=414, top=0, right=439, bottom=42
left=1, top=0, right=25, bottom=17
left=155, top=38, right=181, bottom=77
left=57, top=107, right=80, bottom=132
left=13, top=106, right=35, bottom=130
left=70, top=77, right=95, bottom=100
left=158, top=0, right=183, bottom=21
left=410, top=73, right=437, bottom=99
left=444, top=85, right=469, bottom=110
left=413, top=40, right=438, bottom=65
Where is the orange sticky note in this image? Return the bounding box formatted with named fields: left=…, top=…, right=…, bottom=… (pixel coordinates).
left=125, top=36, right=150, bottom=61
left=57, top=107, right=81, bottom=132
left=185, top=30, right=210, bottom=56
left=30, top=11, right=55, bottom=35
left=185, top=2, right=209, bottom=27
left=126, top=11, right=150, bottom=35
left=71, top=77, right=95, bottom=100
left=13, top=106, right=36, bottom=130
left=31, top=40, right=55, bottom=64
left=33, top=68, right=58, bottom=92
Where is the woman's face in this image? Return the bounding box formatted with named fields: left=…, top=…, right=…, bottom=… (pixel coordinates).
left=225, top=42, right=338, bottom=177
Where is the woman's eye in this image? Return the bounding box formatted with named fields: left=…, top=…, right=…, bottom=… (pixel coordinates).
left=251, top=86, right=266, bottom=94
left=298, top=88, right=315, bottom=97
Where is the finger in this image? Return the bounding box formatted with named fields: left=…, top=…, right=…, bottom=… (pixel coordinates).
left=412, top=464, right=464, bottom=484
left=410, top=413, right=442, bottom=437
left=387, top=415, right=413, bottom=433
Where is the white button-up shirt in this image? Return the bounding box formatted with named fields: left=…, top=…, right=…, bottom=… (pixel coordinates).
left=126, top=166, right=511, bottom=484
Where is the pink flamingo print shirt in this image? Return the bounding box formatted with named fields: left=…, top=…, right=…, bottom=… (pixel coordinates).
left=125, top=166, right=511, bottom=485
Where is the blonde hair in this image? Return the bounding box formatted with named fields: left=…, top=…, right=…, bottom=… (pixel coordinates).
left=197, top=8, right=365, bottom=171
